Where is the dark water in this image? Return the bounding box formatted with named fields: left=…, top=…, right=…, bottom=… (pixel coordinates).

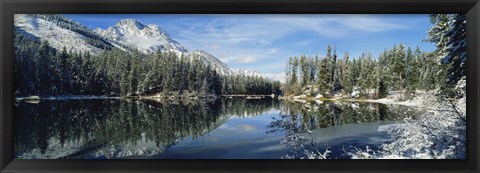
left=14, top=98, right=419, bottom=159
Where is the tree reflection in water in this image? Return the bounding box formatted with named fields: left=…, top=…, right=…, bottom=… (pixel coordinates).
left=14, top=98, right=417, bottom=159
left=14, top=98, right=279, bottom=159
left=267, top=101, right=418, bottom=159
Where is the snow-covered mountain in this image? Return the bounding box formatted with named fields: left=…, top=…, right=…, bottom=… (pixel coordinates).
left=94, top=19, right=238, bottom=75
left=14, top=14, right=111, bottom=55
left=94, top=19, right=188, bottom=56
left=14, top=14, right=258, bottom=77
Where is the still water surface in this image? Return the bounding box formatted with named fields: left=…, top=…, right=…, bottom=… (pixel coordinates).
left=14, top=98, right=419, bottom=159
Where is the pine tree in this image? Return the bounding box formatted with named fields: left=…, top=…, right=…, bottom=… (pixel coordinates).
left=406, top=47, right=421, bottom=94
left=392, top=44, right=406, bottom=90
left=317, top=58, right=330, bottom=97
left=37, top=40, right=55, bottom=95
left=57, top=47, right=69, bottom=94
left=128, top=59, right=139, bottom=96
left=80, top=52, right=94, bottom=94
left=405, top=47, right=415, bottom=94
left=120, top=69, right=130, bottom=96
left=291, top=57, right=299, bottom=95
left=341, top=52, right=353, bottom=96
left=200, top=78, right=209, bottom=95
left=426, top=14, right=452, bottom=93
left=325, top=45, right=332, bottom=87
left=378, top=77, right=388, bottom=98
left=330, top=47, right=337, bottom=95
left=300, top=55, right=309, bottom=88
left=308, top=57, right=316, bottom=84
left=443, top=14, right=466, bottom=96
left=357, top=54, right=368, bottom=97
left=285, top=57, right=293, bottom=95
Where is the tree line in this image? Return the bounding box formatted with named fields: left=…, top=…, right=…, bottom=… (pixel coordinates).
left=283, top=44, right=439, bottom=99
left=283, top=14, right=466, bottom=100
left=14, top=30, right=281, bottom=97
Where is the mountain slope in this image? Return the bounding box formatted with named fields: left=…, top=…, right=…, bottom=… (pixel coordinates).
left=14, top=14, right=119, bottom=55
left=189, top=50, right=237, bottom=76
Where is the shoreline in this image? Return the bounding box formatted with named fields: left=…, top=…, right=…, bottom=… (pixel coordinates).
left=281, top=90, right=438, bottom=109
left=14, top=94, right=277, bottom=101
left=15, top=90, right=437, bottom=109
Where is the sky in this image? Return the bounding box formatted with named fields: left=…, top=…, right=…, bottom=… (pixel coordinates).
left=65, top=14, right=436, bottom=82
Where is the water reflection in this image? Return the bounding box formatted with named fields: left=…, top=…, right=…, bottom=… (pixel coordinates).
left=268, top=101, right=419, bottom=159
left=14, top=98, right=418, bottom=159
left=14, top=98, right=279, bottom=159
left=280, top=101, right=415, bottom=131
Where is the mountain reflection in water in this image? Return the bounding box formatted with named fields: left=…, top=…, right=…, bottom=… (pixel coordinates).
left=14, top=98, right=419, bottom=159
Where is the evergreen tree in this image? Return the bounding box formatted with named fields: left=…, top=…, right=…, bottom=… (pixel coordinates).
left=330, top=47, right=337, bottom=95
left=317, top=58, right=330, bottom=97
left=378, top=77, right=388, bottom=98
left=300, top=55, right=309, bottom=88
left=285, top=57, right=293, bottom=95
left=392, top=44, right=406, bottom=90
left=80, top=52, right=94, bottom=94
left=37, top=40, right=55, bottom=95
left=128, top=57, right=140, bottom=96
left=443, top=14, right=466, bottom=96
left=56, top=47, right=69, bottom=94
left=405, top=47, right=415, bottom=94
left=291, top=57, right=299, bottom=95
left=341, top=52, right=353, bottom=96
left=426, top=14, right=452, bottom=93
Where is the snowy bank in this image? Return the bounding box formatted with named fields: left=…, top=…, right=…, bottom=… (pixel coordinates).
left=364, top=90, right=438, bottom=109
left=349, top=90, right=466, bottom=159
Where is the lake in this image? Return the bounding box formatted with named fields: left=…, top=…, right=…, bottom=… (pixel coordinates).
left=14, top=97, right=420, bottom=159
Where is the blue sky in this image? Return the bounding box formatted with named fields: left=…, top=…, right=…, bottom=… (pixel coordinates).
left=65, top=14, right=436, bottom=82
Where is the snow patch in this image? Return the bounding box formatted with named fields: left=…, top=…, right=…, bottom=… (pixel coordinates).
left=14, top=14, right=103, bottom=55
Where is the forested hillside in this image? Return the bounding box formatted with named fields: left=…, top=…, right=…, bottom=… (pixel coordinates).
left=14, top=30, right=281, bottom=97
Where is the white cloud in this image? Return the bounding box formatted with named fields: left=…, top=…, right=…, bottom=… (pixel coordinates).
left=235, top=56, right=257, bottom=64
left=210, top=48, right=281, bottom=67
left=237, top=124, right=256, bottom=132
left=163, top=14, right=413, bottom=75
left=338, top=15, right=407, bottom=32
left=217, top=124, right=257, bottom=133
left=172, top=14, right=407, bottom=50
left=296, top=40, right=313, bottom=46
left=269, top=14, right=407, bottom=37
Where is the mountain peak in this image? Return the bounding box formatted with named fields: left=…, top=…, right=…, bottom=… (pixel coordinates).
left=96, top=18, right=188, bottom=55
left=116, top=19, right=145, bottom=30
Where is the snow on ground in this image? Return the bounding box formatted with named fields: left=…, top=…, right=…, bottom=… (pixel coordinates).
left=15, top=95, right=120, bottom=101
left=377, top=124, right=402, bottom=132
left=284, top=82, right=466, bottom=159
left=349, top=84, right=466, bottom=159
left=292, top=94, right=308, bottom=103
left=365, top=90, right=438, bottom=109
